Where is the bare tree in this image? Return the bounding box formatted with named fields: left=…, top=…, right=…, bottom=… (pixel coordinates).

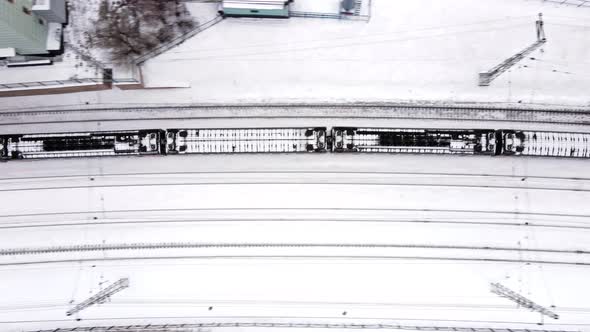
left=92, top=0, right=196, bottom=63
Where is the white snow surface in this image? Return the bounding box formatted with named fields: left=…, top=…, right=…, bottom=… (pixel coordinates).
left=0, top=1, right=590, bottom=331
left=0, top=0, right=590, bottom=110
left=0, top=154, right=590, bottom=331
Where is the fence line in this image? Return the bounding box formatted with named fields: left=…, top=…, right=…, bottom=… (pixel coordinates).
left=0, top=77, right=139, bottom=90
left=290, top=11, right=370, bottom=21
left=134, top=15, right=224, bottom=65
left=27, top=321, right=575, bottom=332
left=290, top=0, right=371, bottom=22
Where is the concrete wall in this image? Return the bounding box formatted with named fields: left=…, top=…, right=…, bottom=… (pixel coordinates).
left=33, top=0, right=67, bottom=24
left=0, top=0, right=49, bottom=55
left=0, top=83, right=110, bottom=97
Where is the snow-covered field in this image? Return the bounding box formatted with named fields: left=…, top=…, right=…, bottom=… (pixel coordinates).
left=1, top=104, right=589, bottom=137
left=1, top=0, right=590, bottom=110
left=142, top=0, right=590, bottom=106
left=1, top=154, right=589, bottom=331
left=0, top=1, right=589, bottom=331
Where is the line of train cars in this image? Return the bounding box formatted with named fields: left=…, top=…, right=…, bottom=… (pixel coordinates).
left=1, top=127, right=589, bottom=160
left=332, top=127, right=590, bottom=157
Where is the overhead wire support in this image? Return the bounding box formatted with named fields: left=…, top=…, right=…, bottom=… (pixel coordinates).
left=479, top=13, right=547, bottom=86
left=490, top=282, right=559, bottom=319
left=66, top=278, right=129, bottom=316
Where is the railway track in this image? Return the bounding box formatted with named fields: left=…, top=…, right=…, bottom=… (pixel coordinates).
left=1, top=172, right=587, bottom=230
left=1, top=104, right=589, bottom=126
left=2, top=254, right=590, bottom=267
left=4, top=170, right=589, bottom=182
left=3, top=216, right=590, bottom=231
left=2, top=242, right=588, bottom=256
left=0, top=179, right=588, bottom=193
left=24, top=321, right=579, bottom=332
left=1, top=207, right=588, bottom=220
left=1, top=171, right=589, bottom=193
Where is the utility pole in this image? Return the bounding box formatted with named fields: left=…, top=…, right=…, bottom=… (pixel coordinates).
left=67, top=278, right=129, bottom=316
left=479, top=13, right=546, bottom=86
left=490, top=282, right=558, bottom=320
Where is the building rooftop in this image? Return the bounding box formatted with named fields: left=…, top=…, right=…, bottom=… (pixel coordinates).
left=0, top=48, right=16, bottom=58
left=32, top=0, right=50, bottom=11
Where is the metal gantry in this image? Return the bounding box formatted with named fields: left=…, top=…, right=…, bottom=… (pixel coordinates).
left=66, top=278, right=130, bottom=316
left=490, top=282, right=559, bottom=319
left=478, top=13, right=546, bottom=86
left=543, top=0, right=590, bottom=7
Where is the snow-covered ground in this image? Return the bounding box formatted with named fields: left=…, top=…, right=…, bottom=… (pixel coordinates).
left=1, top=104, right=588, bottom=136
left=0, top=0, right=590, bottom=110
left=0, top=155, right=589, bottom=331
left=0, top=57, right=102, bottom=86
left=142, top=0, right=590, bottom=106
left=1, top=1, right=589, bottom=331
left=0, top=0, right=126, bottom=89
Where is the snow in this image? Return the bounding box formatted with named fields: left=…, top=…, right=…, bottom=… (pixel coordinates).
left=0, top=154, right=589, bottom=331
left=0, top=48, right=16, bottom=58
left=0, top=2, right=103, bottom=89
left=141, top=0, right=590, bottom=105
left=0, top=57, right=101, bottom=87
left=46, top=23, right=62, bottom=51
left=0, top=0, right=142, bottom=91
left=4, top=260, right=588, bottom=330
left=1, top=0, right=590, bottom=109
left=223, top=1, right=288, bottom=11
left=0, top=1, right=589, bottom=331
left=290, top=0, right=342, bottom=13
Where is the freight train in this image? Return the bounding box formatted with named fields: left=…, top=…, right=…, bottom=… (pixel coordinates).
left=333, top=127, right=590, bottom=157
left=1, top=127, right=589, bottom=160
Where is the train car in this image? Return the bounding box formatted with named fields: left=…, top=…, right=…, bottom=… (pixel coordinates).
left=332, top=127, right=498, bottom=155
left=501, top=130, right=590, bottom=158
left=166, top=127, right=327, bottom=154
left=1, top=130, right=163, bottom=160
